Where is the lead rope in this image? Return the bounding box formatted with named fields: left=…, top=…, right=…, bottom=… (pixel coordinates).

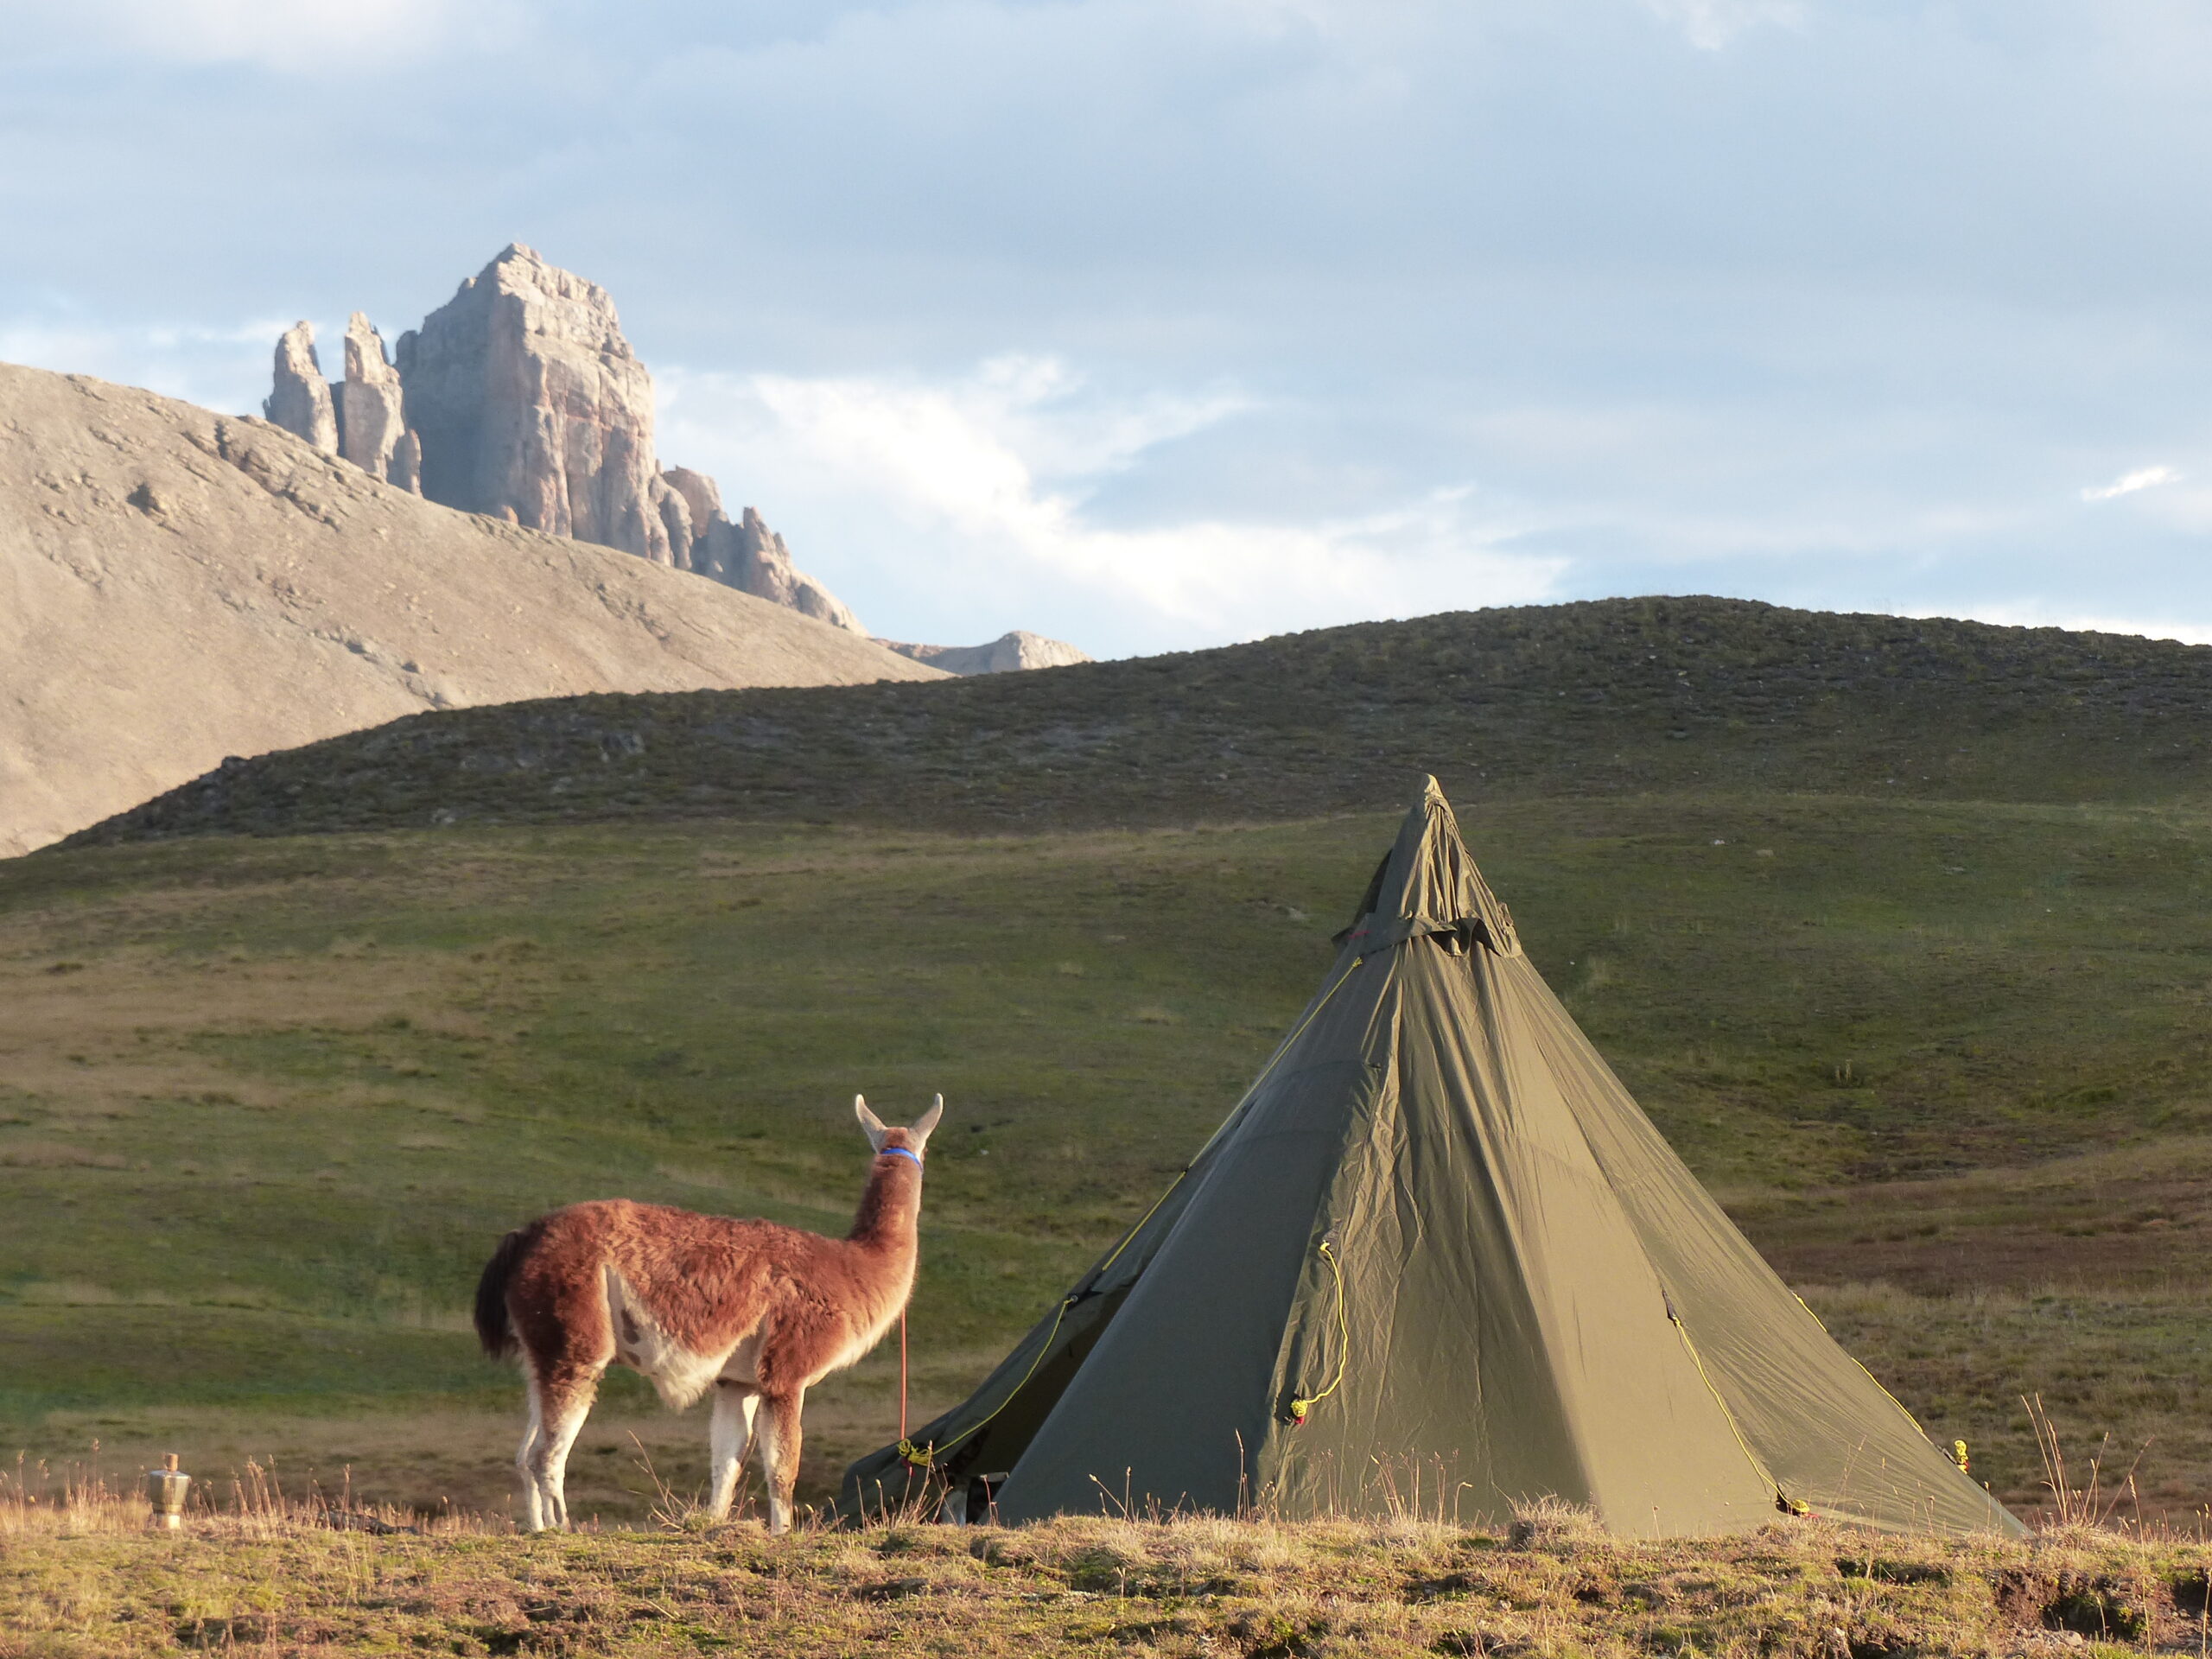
left=899, top=1307, right=909, bottom=1444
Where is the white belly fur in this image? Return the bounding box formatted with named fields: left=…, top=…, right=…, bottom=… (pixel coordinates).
left=604, top=1265, right=751, bottom=1411
left=602, top=1266, right=906, bottom=1403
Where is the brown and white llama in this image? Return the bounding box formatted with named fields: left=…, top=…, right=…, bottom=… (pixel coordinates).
left=474, top=1094, right=942, bottom=1532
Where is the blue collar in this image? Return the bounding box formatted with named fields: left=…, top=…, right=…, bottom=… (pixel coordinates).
left=880, top=1147, right=925, bottom=1169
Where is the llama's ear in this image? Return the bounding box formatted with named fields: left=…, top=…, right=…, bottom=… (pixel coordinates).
left=911, top=1093, right=944, bottom=1148
left=855, top=1094, right=889, bottom=1151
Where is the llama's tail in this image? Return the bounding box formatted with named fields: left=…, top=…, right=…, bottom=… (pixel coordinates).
left=474, top=1224, right=537, bottom=1358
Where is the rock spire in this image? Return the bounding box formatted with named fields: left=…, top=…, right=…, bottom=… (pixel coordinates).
left=335, top=313, right=410, bottom=486
left=264, top=323, right=336, bottom=454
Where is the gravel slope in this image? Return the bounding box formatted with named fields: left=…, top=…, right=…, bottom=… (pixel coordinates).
left=0, top=363, right=939, bottom=854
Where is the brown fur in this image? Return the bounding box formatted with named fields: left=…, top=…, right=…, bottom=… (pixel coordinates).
left=480, top=1096, right=941, bottom=1530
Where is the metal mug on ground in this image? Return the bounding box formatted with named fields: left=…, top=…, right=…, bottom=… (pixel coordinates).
left=147, top=1453, right=190, bottom=1529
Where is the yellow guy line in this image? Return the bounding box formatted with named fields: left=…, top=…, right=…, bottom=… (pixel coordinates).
left=1288, top=1238, right=1350, bottom=1425
left=1667, top=1305, right=1798, bottom=1512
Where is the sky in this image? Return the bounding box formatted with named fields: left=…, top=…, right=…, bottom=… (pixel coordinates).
left=6, top=0, right=2212, bottom=658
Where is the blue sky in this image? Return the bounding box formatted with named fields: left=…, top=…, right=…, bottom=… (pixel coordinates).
left=6, top=0, right=2212, bottom=658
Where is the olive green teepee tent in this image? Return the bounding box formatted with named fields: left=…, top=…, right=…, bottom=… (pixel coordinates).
left=842, top=779, right=2019, bottom=1538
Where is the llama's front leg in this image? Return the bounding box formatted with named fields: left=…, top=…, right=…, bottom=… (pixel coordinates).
left=708, top=1381, right=760, bottom=1520
left=755, top=1389, right=806, bottom=1535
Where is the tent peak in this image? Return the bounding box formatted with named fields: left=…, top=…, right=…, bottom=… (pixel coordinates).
left=1337, top=777, right=1519, bottom=957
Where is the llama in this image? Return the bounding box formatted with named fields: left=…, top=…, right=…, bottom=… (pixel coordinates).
left=474, top=1094, right=943, bottom=1532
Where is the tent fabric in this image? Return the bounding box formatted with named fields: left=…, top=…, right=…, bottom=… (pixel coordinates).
left=840, top=779, right=2021, bottom=1538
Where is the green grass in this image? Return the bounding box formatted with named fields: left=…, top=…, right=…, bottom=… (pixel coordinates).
left=7, top=793, right=2212, bottom=1522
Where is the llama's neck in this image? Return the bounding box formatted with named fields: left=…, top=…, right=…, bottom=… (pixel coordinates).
left=846, top=1158, right=922, bottom=1257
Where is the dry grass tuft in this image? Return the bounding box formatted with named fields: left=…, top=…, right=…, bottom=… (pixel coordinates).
left=1506, top=1496, right=1609, bottom=1551
left=0, top=1451, right=497, bottom=1541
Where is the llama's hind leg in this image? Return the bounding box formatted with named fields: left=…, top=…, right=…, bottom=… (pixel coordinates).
left=516, top=1383, right=547, bottom=1532
left=755, top=1388, right=806, bottom=1535
left=523, top=1366, right=602, bottom=1530
left=708, top=1381, right=760, bottom=1521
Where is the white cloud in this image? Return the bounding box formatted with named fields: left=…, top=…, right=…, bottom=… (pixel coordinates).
left=1637, top=0, right=1805, bottom=50
left=658, top=356, right=1564, bottom=648
left=753, top=354, right=1250, bottom=505
left=2081, top=464, right=2180, bottom=502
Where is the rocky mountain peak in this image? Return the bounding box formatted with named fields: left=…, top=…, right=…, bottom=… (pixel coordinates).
left=257, top=248, right=1085, bottom=667
left=261, top=248, right=841, bottom=616
left=877, top=630, right=1094, bottom=675
left=391, top=246, right=667, bottom=563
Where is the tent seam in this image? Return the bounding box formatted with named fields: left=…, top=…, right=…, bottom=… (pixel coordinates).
left=1667, top=1304, right=1794, bottom=1513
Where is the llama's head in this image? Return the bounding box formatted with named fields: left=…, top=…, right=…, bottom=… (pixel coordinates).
left=854, top=1093, right=944, bottom=1159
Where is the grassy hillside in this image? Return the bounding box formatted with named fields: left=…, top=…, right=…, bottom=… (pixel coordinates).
left=7, top=792, right=2212, bottom=1527
left=60, top=596, right=2212, bottom=848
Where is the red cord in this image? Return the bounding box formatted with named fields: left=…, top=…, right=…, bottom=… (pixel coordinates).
left=899, top=1307, right=909, bottom=1441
